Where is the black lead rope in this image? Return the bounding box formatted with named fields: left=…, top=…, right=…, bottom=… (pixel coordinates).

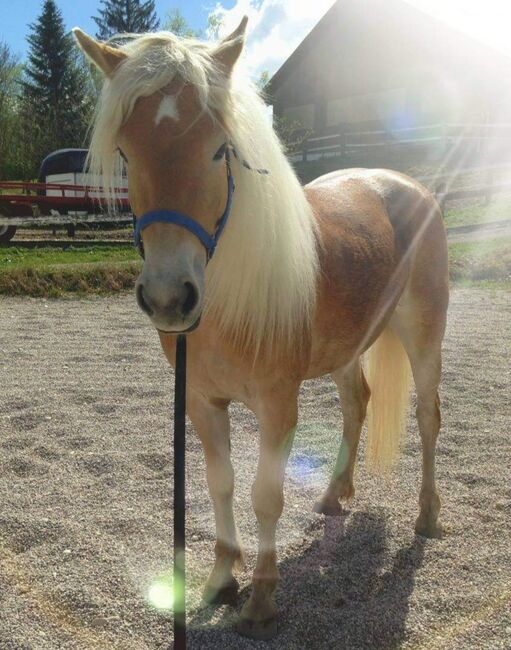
left=174, top=334, right=187, bottom=649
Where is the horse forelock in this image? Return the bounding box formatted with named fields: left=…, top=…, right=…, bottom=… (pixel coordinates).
left=88, top=31, right=320, bottom=356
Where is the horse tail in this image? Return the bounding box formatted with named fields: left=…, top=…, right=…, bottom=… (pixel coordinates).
left=364, top=326, right=412, bottom=473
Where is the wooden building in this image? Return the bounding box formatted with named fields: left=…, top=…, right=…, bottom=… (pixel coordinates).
left=267, top=0, right=511, bottom=136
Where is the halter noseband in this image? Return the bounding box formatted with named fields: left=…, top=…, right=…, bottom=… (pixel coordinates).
left=133, top=146, right=235, bottom=261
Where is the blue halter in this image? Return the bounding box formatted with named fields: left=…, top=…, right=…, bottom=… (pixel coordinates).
left=133, top=146, right=235, bottom=261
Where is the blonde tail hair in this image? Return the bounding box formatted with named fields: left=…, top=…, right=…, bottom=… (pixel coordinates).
left=365, top=326, right=412, bottom=473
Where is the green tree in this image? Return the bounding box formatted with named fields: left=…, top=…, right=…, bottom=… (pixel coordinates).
left=21, top=0, right=93, bottom=176
left=257, top=70, right=270, bottom=91
left=274, top=115, right=313, bottom=153
left=162, top=8, right=223, bottom=40
left=206, top=12, right=223, bottom=40
left=93, top=0, right=160, bottom=40
left=0, top=43, right=24, bottom=179
left=163, top=8, right=199, bottom=38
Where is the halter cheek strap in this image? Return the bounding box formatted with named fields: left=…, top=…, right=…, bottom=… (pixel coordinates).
left=134, top=147, right=235, bottom=261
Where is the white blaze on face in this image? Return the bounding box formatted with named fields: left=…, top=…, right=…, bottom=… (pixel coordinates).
left=155, top=95, right=179, bottom=126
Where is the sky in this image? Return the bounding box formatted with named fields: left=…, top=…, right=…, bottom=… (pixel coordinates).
left=2, top=0, right=511, bottom=78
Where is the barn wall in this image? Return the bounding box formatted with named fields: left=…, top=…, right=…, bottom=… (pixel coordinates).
left=270, top=0, right=511, bottom=134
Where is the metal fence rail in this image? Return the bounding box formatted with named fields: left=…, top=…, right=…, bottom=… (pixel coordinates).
left=288, top=122, right=511, bottom=205
left=289, top=122, right=511, bottom=163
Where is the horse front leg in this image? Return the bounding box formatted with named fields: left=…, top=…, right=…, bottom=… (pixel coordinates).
left=237, top=387, right=298, bottom=640
left=187, top=390, right=243, bottom=605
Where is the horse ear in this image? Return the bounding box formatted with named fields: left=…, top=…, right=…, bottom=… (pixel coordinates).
left=72, top=28, right=127, bottom=77
left=213, top=16, right=248, bottom=76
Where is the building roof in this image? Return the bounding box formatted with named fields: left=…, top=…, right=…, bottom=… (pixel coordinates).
left=267, top=0, right=511, bottom=98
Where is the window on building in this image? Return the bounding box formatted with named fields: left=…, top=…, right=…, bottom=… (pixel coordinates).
left=282, top=104, right=315, bottom=129
left=419, top=80, right=463, bottom=123
left=326, top=88, right=407, bottom=127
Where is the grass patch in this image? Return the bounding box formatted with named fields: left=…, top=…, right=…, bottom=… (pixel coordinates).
left=445, top=196, right=511, bottom=228
left=452, top=278, right=511, bottom=290
left=0, top=245, right=139, bottom=270
left=449, top=236, right=511, bottom=285
left=0, top=244, right=141, bottom=296
left=1, top=236, right=510, bottom=297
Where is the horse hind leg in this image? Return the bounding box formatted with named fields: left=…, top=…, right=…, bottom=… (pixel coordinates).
left=314, top=360, right=370, bottom=515
left=391, top=308, right=445, bottom=538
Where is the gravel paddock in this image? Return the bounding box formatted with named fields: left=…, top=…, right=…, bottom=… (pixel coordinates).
left=0, top=289, right=510, bottom=649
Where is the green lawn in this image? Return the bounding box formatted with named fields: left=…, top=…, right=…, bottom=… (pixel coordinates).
left=0, top=235, right=509, bottom=297
left=444, top=196, right=511, bottom=228
left=0, top=245, right=141, bottom=297
left=449, top=235, right=511, bottom=286
left=0, top=244, right=139, bottom=270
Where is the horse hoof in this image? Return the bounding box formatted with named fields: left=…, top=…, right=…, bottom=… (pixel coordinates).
left=203, top=577, right=239, bottom=606
left=415, top=520, right=443, bottom=539
left=313, top=499, right=344, bottom=516
left=236, top=615, right=278, bottom=640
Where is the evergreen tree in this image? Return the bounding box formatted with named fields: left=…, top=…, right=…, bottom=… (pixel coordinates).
left=93, top=0, right=160, bottom=40
left=22, top=0, right=93, bottom=175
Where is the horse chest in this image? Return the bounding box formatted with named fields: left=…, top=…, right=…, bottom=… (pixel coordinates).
left=188, top=353, right=257, bottom=404
left=158, top=334, right=255, bottom=403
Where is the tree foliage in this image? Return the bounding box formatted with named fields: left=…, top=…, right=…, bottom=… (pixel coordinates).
left=206, top=12, right=223, bottom=40
left=274, top=115, right=313, bottom=152
left=258, top=70, right=270, bottom=91
left=0, top=43, right=24, bottom=179
left=163, top=8, right=199, bottom=38
left=20, top=0, right=93, bottom=177
left=163, top=8, right=223, bottom=41
left=93, top=0, right=160, bottom=40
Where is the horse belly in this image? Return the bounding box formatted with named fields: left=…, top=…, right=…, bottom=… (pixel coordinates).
left=306, top=270, right=401, bottom=379
left=304, top=179, right=408, bottom=378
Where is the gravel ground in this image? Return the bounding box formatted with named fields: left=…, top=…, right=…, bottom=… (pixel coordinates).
left=0, top=289, right=510, bottom=650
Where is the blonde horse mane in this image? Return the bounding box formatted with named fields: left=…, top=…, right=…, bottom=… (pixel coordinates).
left=88, top=31, right=319, bottom=355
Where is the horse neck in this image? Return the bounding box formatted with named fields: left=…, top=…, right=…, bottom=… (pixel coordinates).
left=203, top=141, right=319, bottom=356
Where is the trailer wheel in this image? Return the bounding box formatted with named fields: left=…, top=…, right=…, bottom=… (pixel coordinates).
left=0, top=225, right=16, bottom=243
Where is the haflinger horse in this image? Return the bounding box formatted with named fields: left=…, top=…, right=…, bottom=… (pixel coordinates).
left=74, top=17, right=449, bottom=640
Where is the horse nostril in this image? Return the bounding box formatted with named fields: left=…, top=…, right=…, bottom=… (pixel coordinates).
left=182, top=281, right=198, bottom=316
left=136, top=284, right=153, bottom=316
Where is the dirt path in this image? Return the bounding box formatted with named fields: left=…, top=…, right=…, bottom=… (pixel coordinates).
left=0, top=289, right=510, bottom=649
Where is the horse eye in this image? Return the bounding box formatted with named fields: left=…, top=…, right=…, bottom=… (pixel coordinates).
left=213, top=143, right=226, bottom=161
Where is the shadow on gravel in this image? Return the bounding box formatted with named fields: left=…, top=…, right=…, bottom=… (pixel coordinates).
left=188, top=510, right=425, bottom=648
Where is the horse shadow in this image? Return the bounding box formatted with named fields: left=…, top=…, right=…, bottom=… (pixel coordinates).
left=188, top=509, right=426, bottom=649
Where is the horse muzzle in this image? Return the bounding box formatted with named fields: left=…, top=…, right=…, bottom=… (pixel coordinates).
left=136, top=276, right=202, bottom=333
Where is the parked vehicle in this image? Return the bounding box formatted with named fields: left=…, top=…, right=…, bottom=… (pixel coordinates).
left=0, top=224, right=16, bottom=243
left=0, top=149, right=130, bottom=242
